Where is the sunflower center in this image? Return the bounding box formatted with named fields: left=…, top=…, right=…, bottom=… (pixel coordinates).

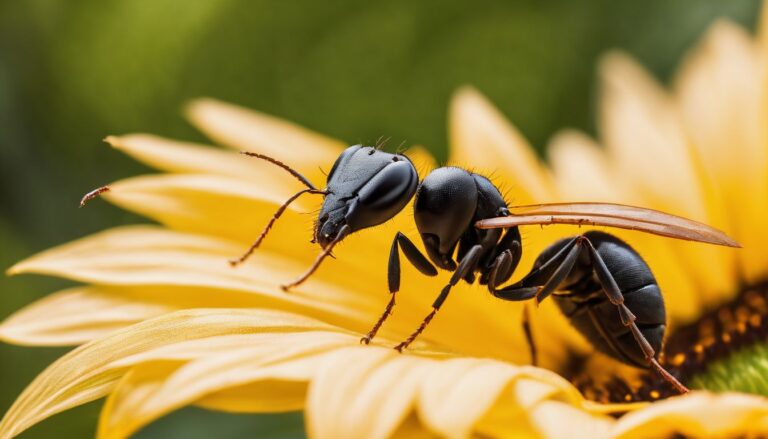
left=571, top=282, right=768, bottom=403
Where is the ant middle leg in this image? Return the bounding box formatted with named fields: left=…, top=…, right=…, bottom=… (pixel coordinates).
left=487, top=239, right=579, bottom=366
left=394, top=244, right=484, bottom=352
left=488, top=236, right=582, bottom=302
left=361, top=232, right=437, bottom=344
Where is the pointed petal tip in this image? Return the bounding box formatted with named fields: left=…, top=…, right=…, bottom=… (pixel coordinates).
left=0, top=323, right=14, bottom=344
left=450, top=85, right=488, bottom=112
left=598, top=49, right=632, bottom=72
left=452, top=85, right=481, bottom=99
left=183, top=98, right=221, bottom=121
left=103, top=135, right=119, bottom=147
left=706, top=17, right=748, bottom=38
left=5, top=261, right=24, bottom=276
left=598, top=50, right=653, bottom=90
left=549, top=128, right=592, bottom=144
left=546, top=129, right=596, bottom=155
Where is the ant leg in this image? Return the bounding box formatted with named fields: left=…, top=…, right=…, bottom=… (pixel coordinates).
left=488, top=249, right=538, bottom=301
left=489, top=240, right=522, bottom=286
left=229, top=188, right=326, bottom=267
left=361, top=232, right=437, bottom=344
left=487, top=247, right=537, bottom=364
left=394, top=244, right=484, bottom=352
left=582, top=238, right=689, bottom=395
left=281, top=224, right=351, bottom=291
left=522, top=303, right=537, bottom=366
left=489, top=237, right=582, bottom=303
left=532, top=237, right=584, bottom=304
left=488, top=239, right=585, bottom=365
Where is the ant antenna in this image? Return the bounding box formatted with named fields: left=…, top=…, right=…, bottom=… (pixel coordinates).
left=231, top=152, right=326, bottom=267
left=281, top=224, right=351, bottom=291
left=395, top=140, right=409, bottom=155
left=79, top=185, right=111, bottom=207
left=229, top=187, right=327, bottom=267
left=374, top=136, right=391, bottom=151
left=240, top=151, right=318, bottom=190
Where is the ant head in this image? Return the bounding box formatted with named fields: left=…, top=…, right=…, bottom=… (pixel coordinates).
left=316, top=145, right=418, bottom=248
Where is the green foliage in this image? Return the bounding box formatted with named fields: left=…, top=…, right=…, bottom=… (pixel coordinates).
left=137, top=409, right=305, bottom=439
left=692, top=342, right=768, bottom=397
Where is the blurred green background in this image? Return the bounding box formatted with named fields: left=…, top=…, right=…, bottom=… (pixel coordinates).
left=0, top=0, right=761, bottom=437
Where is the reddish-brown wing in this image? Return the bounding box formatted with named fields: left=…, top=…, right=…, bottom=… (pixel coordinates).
left=475, top=202, right=740, bottom=248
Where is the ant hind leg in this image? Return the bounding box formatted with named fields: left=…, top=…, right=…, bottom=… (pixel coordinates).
left=582, top=237, right=689, bottom=395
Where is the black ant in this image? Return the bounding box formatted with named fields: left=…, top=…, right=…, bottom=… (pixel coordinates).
left=81, top=144, right=740, bottom=395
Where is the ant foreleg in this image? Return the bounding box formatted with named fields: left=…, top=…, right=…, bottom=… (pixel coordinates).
left=394, top=244, right=483, bottom=352
left=583, top=239, right=689, bottom=395
left=280, top=224, right=351, bottom=291
left=229, top=188, right=326, bottom=267
left=361, top=232, right=437, bottom=344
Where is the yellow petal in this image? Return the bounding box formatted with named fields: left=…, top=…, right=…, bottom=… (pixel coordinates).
left=99, top=334, right=603, bottom=439
left=308, top=349, right=597, bottom=439
left=674, top=20, right=768, bottom=283
left=0, top=286, right=172, bottom=346
left=548, top=130, right=621, bottom=200
left=104, top=173, right=321, bottom=260
left=98, top=331, right=353, bottom=439
left=6, top=226, right=379, bottom=331
left=185, top=98, right=343, bottom=182
left=547, top=131, right=701, bottom=324
left=599, top=51, right=704, bottom=216
left=598, top=51, right=735, bottom=308
left=609, top=392, right=768, bottom=438
left=105, top=135, right=265, bottom=181
left=0, top=309, right=335, bottom=439
left=307, top=347, right=429, bottom=439
left=11, top=222, right=546, bottom=364
left=417, top=360, right=583, bottom=438
left=404, top=145, right=438, bottom=178
left=526, top=400, right=613, bottom=439
left=103, top=171, right=407, bottom=286
left=0, top=284, right=299, bottom=346
left=448, top=87, right=556, bottom=204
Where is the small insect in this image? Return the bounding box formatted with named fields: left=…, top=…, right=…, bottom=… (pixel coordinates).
left=81, top=144, right=739, bottom=395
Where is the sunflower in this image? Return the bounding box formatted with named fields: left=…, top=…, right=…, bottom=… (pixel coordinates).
left=3, top=7, right=768, bottom=439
